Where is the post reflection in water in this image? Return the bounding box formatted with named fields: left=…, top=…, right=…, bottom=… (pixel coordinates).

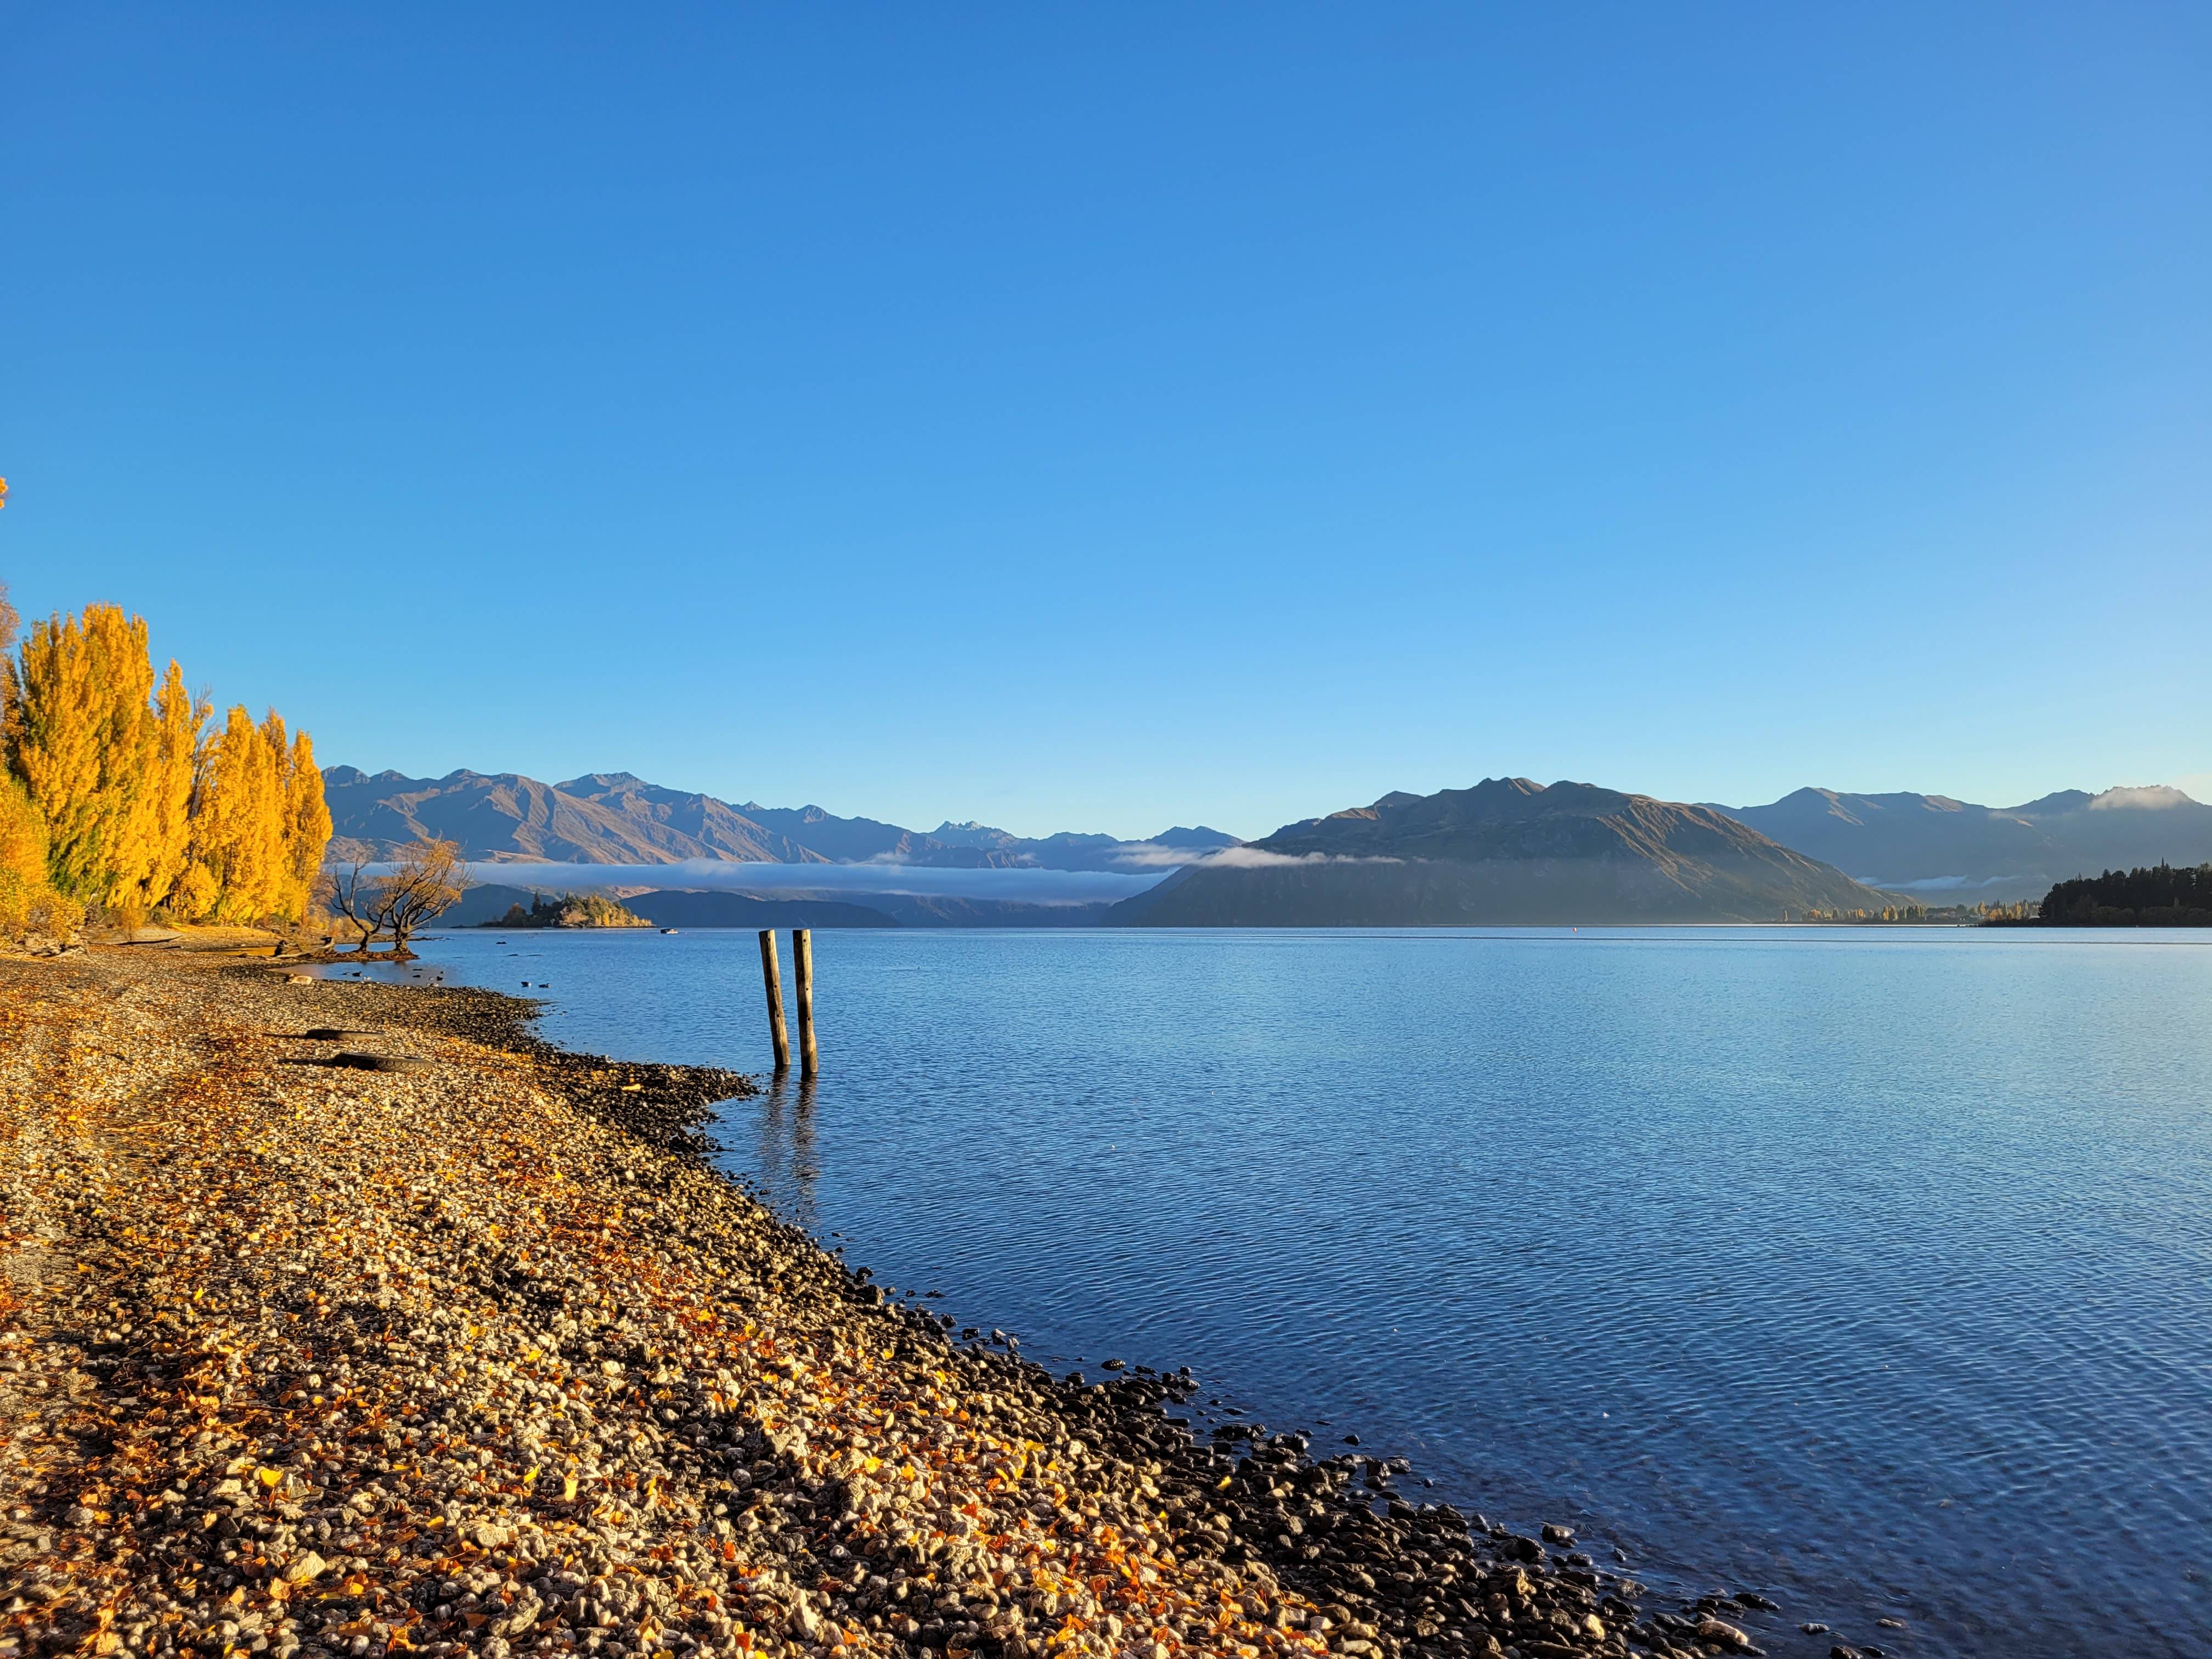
left=751, top=1070, right=820, bottom=1231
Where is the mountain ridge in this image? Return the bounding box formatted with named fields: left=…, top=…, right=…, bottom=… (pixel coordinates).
left=322, top=765, right=1239, bottom=873
left=1708, top=785, right=2212, bottom=900
left=1116, top=777, right=1892, bottom=925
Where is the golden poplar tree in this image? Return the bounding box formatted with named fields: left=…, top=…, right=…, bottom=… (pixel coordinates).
left=0, top=584, right=27, bottom=930
left=0, top=772, right=59, bottom=935
left=256, top=712, right=332, bottom=921
left=5, top=610, right=99, bottom=889
left=3, top=591, right=329, bottom=929
left=188, top=706, right=285, bottom=922
left=132, top=660, right=206, bottom=912
left=169, top=853, right=218, bottom=923
left=260, top=710, right=292, bottom=915
left=87, top=606, right=163, bottom=905
left=277, top=725, right=332, bottom=921
left=4, top=603, right=161, bottom=905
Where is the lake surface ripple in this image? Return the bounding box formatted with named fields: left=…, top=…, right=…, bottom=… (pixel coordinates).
left=373, top=926, right=2212, bottom=1658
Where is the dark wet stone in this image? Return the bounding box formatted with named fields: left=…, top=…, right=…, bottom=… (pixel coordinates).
left=326, top=1052, right=431, bottom=1073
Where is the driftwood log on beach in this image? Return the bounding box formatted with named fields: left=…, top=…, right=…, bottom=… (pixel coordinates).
left=0, top=950, right=1706, bottom=1659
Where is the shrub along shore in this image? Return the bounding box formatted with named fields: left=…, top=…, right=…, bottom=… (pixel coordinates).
left=0, top=949, right=1780, bottom=1659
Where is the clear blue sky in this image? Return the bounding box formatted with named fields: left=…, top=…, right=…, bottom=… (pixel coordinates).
left=4, top=5, right=2207, bottom=839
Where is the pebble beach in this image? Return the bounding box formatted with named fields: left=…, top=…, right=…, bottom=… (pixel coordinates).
left=0, top=947, right=1768, bottom=1659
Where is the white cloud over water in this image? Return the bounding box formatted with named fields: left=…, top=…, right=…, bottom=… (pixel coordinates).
left=1107, top=843, right=1220, bottom=869
left=1189, top=848, right=1404, bottom=869
left=459, top=859, right=1169, bottom=905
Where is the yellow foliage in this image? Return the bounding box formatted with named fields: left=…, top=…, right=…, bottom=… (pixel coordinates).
left=252, top=713, right=334, bottom=922
left=278, top=726, right=332, bottom=921
left=0, top=771, right=50, bottom=931
left=1, top=603, right=214, bottom=915
left=137, top=659, right=206, bottom=911
left=2, top=600, right=324, bottom=928
left=170, top=859, right=219, bottom=922
left=7, top=607, right=112, bottom=896
left=188, top=706, right=286, bottom=922
left=0, top=773, right=81, bottom=940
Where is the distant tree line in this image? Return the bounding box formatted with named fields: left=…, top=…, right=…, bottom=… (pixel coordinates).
left=0, top=584, right=331, bottom=939
left=1785, top=899, right=2041, bottom=924
left=1785, top=904, right=1937, bottom=923
left=2035, top=863, right=2212, bottom=927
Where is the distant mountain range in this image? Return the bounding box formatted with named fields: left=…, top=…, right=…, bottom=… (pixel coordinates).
left=1707, top=786, right=2212, bottom=902
left=322, top=766, right=1239, bottom=873
left=1114, top=777, right=1889, bottom=925
left=330, top=764, right=2212, bottom=926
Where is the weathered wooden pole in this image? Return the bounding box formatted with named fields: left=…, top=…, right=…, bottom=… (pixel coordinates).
left=793, top=927, right=818, bottom=1076
left=758, top=928, right=791, bottom=1072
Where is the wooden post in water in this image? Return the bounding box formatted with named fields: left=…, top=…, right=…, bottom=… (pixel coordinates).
left=793, top=928, right=818, bottom=1077
left=758, top=929, right=791, bottom=1072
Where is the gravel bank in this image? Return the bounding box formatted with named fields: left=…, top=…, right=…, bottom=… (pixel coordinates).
left=0, top=949, right=1756, bottom=1659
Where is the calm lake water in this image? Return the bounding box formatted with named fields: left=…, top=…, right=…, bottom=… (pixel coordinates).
left=345, top=926, right=2212, bottom=1658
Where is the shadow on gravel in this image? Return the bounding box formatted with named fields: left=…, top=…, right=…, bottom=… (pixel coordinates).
left=280, top=1053, right=433, bottom=1073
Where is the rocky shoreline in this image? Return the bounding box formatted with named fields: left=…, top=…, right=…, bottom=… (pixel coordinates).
left=1, top=948, right=1815, bottom=1659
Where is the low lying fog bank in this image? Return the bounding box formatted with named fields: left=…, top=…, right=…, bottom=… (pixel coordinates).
left=457, top=859, right=1172, bottom=904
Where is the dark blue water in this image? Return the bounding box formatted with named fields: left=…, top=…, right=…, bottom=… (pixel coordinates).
left=345, top=926, right=2212, bottom=1657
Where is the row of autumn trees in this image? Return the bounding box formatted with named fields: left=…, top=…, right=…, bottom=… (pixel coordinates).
left=0, top=584, right=332, bottom=935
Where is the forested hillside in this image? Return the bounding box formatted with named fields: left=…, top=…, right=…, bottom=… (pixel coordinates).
left=2035, top=864, right=2212, bottom=926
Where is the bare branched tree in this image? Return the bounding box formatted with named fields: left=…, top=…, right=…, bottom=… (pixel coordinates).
left=319, top=849, right=381, bottom=953
left=379, top=836, right=469, bottom=957
left=317, top=837, right=470, bottom=957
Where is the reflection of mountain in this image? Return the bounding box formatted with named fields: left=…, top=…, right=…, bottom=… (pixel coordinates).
left=1115, top=777, right=1889, bottom=926
left=324, top=765, right=1239, bottom=872
left=1708, top=786, right=2212, bottom=901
